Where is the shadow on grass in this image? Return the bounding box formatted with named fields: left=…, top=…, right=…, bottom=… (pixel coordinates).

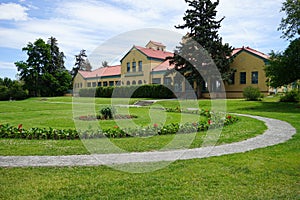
left=229, top=101, right=300, bottom=114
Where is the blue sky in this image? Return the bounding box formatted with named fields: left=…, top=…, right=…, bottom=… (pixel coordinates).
left=0, top=0, right=288, bottom=79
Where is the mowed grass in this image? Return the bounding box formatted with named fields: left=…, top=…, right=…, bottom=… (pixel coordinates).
left=0, top=97, right=299, bottom=199
left=0, top=97, right=265, bottom=155
left=0, top=116, right=265, bottom=155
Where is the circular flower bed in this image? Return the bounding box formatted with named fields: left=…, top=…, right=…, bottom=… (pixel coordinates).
left=78, top=114, right=138, bottom=121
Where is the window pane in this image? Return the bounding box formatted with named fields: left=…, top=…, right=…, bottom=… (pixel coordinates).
left=240, top=72, right=246, bottom=84
left=132, top=62, right=136, bottom=72
left=138, top=61, right=143, bottom=72
left=127, top=62, right=130, bottom=72
left=230, top=72, right=235, bottom=84
left=164, top=77, right=172, bottom=85
left=252, top=71, right=258, bottom=84
left=152, top=78, right=161, bottom=84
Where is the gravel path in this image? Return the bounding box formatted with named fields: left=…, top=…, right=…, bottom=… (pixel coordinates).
left=0, top=114, right=296, bottom=167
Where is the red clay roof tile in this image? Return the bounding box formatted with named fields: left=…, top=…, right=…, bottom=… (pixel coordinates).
left=135, top=46, right=174, bottom=60
left=79, top=65, right=121, bottom=78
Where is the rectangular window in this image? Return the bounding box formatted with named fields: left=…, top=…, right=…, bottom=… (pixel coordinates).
left=240, top=72, right=246, bottom=84
left=127, top=62, right=130, bottom=72
left=164, top=77, right=172, bottom=85
left=109, top=81, right=114, bottom=86
left=132, top=62, right=136, bottom=72
left=152, top=78, right=161, bottom=84
left=252, top=71, right=258, bottom=84
left=202, top=81, right=208, bottom=92
left=174, top=82, right=182, bottom=92
left=87, top=82, right=91, bottom=87
left=92, top=82, right=97, bottom=87
left=103, top=82, right=108, bottom=87
left=138, top=61, right=143, bottom=72
left=98, top=82, right=102, bottom=87
left=229, top=72, right=235, bottom=85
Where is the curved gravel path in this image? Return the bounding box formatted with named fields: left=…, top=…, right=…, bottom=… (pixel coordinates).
left=0, top=114, right=296, bottom=167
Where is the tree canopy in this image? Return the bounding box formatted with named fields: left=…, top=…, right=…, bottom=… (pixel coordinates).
left=265, top=0, right=300, bottom=88
left=0, top=77, right=28, bottom=100
left=278, top=0, right=300, bottom=40
left=167, top=0, right=233, bottom=97
left=265, top=38, right=300, bottom=87
left=15, top=37, right=72, bottom=97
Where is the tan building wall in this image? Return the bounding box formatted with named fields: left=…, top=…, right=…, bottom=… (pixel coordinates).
left=120, top=47, right=164, bottom=85
left=73, top=73, right=86, bottom=95
left=224, top=51, right=269, bottom=98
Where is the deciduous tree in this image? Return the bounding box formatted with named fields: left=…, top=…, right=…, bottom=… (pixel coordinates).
left=278, top=0, right=300, bottom=40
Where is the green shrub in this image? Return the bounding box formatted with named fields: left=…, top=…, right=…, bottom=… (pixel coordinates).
left=100, top=106, right=116, bottom=119
left=280, top=90, right=300, bottom=102
left=0, top=86, right=9, bottom=100
left=79, top=84, right=175, bottom=98
left=243, top=86, right=261, bottom=101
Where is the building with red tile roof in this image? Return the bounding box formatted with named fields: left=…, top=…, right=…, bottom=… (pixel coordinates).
left=73, top=40, right=271, bottom=98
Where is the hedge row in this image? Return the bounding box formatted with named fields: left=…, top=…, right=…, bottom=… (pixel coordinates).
left=79, top=84, right=175, bottom=98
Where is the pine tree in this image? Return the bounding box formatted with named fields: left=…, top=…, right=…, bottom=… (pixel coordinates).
left=71, top=49, right=92, bottom=79
left=168, top=0, right=233, bottom=97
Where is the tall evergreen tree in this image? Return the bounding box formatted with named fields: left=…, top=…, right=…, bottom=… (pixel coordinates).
left=168, top=0, right=233, bottom=97
left=71, top=49, right=92, bottom=79
left=47, top=37, right=65, bottom=73
left=15, top=37, right=72, bottom=97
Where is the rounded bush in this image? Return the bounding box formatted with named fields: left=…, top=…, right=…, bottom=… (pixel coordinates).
left=280, top=90, right=300, bottom=102
left=243, top=86, right=261, bottom=101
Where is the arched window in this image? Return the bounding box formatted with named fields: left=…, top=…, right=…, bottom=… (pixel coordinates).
left=138, top=80, right=142, bottom=85
left=126, top=81, right=130, bottom=86
left=132, top=80, right=136, bottom=85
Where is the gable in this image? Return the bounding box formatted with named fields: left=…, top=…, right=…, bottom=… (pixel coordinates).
left=120, top=46, right=148, bottom=63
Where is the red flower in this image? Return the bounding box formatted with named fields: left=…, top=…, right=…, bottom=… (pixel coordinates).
left=18, top=124, right=23, bottom=132
left=208, top=120, right=212, bottom=125
left=227, top=115, right=232, bottom=119
left=153, top=123, right=158, bottom=128
left=18, top=124, right=23, bottom=130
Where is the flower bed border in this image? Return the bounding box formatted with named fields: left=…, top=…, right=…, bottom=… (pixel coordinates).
left=0, top=109, right=238, bottom=140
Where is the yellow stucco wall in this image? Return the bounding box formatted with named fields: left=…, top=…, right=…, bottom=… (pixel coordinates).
left=120, top=47, right=164, bottom=85
left=73, top=73, right=86, bottom=95
left=225, top=51, right=269, bottom=98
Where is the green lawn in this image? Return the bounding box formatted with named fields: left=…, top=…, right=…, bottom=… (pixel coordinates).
left=0, top=97, right=265, bottom=155
left=0, top=97, right=299, bottom=199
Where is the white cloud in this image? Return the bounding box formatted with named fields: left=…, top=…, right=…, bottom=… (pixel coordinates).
left=0, top=61, right=16, bottom=70
left=216, top=0, right=286, bottom=52
left=0, top=0, right=289, bottom=76
left=0, top=3, right=28, bottom=21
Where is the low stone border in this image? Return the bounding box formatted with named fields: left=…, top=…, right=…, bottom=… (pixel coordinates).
left=0, top=114, right=296, bottom=167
